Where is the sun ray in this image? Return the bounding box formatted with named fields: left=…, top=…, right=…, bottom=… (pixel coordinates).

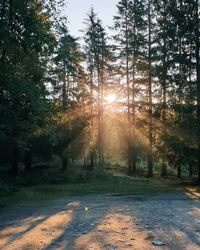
left=104, top=93, right=116, bottom=104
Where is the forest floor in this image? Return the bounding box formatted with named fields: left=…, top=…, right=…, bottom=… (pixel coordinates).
left=0, top=185, right=200, bottom=250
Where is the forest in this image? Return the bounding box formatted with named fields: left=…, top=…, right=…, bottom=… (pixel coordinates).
left=2, top=0, right=200, bottom=249
left=1, top=0, right=200, bottom=187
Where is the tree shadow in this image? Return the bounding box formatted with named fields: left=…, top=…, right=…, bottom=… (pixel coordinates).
left=0, top=194, right=200, bottom=249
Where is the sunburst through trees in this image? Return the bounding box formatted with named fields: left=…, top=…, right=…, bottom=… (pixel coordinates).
left=1, top=0, right=200, bottom=180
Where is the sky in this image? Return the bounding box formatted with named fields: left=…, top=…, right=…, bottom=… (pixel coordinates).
left=65, top=0, right=118, bottom=39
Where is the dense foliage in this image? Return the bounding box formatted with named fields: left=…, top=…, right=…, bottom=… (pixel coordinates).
left=0, top=0, right=200, bottom=181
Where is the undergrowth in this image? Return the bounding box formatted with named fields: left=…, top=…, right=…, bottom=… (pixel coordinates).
left=0, top=165, right=190, bottom=206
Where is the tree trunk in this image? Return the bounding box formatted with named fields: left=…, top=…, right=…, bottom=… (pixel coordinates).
left=89, top=65, right=94, bottom=170
left=161, top=161, right=167, bottom=177
left=131, top=4, right=137, bottom=175
left=189, top=163, right=193, bottom=177
left=177, top=165, right=181, bottom=178
left=90, top=151, right=94, bottom=169
left=147, top=0, right=153, bottom=177
left=132, top=151, right=136, bottom=174
left=24, top=148, right=32, bottom=174
left=98, top=70, right=101, bottom=168
left=100, top=40, right=104, bottom=168
left=11, top=146, right=18, bottom=175
left=161, top=0, right=168, bottom=177
left=62, top=157, right=68, bottom=170
left=62, top=62, right=67, bottom=109
left=124, top=0, right=131, bottom=174
left=83, top=154, right=86, bottom=168
left=195, top=0, right=200, bottom=181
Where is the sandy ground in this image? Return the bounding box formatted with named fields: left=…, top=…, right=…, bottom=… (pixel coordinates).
left=0, top=193, right=200, bottom=250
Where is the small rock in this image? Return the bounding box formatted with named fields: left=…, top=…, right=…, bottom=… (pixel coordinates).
left=104, top=244, right=118, bottom=249
left=152, top=240, right=164, bottom=246
left=145, top=225, right=153, bottom=229
left=110, top=243, right=118, bottom=249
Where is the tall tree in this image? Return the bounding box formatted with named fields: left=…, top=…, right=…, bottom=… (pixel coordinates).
left=0, top=0, right=59, bottom=173
left=153, top=0, right=171, bottom=176
left=84, top=8, right=111, bottom=167
left=53, top=20, right=86, bottom=170
left=147, top=0, right=154, bottom=177
left=113, top=0, right=137, bottom=174
left=194, top=0, right=200, bottom=180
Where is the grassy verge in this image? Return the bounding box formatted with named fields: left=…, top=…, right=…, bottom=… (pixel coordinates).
left=0, top=172, right=186, bottom=206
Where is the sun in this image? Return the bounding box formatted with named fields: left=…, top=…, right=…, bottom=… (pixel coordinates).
left=104, top=93, right=116, bottom=104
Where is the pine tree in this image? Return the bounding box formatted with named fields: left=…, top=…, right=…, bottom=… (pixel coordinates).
left=53, top=20, right=86, bottom=169
left=194, top=0, right=200, bottom=180
left=113, top=0, right=143, bottom=174
left=84, top=8, right=111, bottom=167
left=0, top=0, right=60, bottom=173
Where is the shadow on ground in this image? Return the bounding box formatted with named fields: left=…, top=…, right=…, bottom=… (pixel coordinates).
left=0, top=193, right=200, bottom=250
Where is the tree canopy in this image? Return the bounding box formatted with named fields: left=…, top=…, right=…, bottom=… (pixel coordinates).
left=0, top=0, right=200, bottom=181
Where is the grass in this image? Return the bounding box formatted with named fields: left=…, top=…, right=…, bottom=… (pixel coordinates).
left=0, top=172, right=186, bottom=206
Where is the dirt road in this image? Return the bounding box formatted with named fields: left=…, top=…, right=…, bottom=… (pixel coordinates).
left=0, top=193, right=200, bottom=250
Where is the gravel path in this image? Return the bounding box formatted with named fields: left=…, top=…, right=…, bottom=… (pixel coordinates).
left=0, top=193, right=200, bottom=250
